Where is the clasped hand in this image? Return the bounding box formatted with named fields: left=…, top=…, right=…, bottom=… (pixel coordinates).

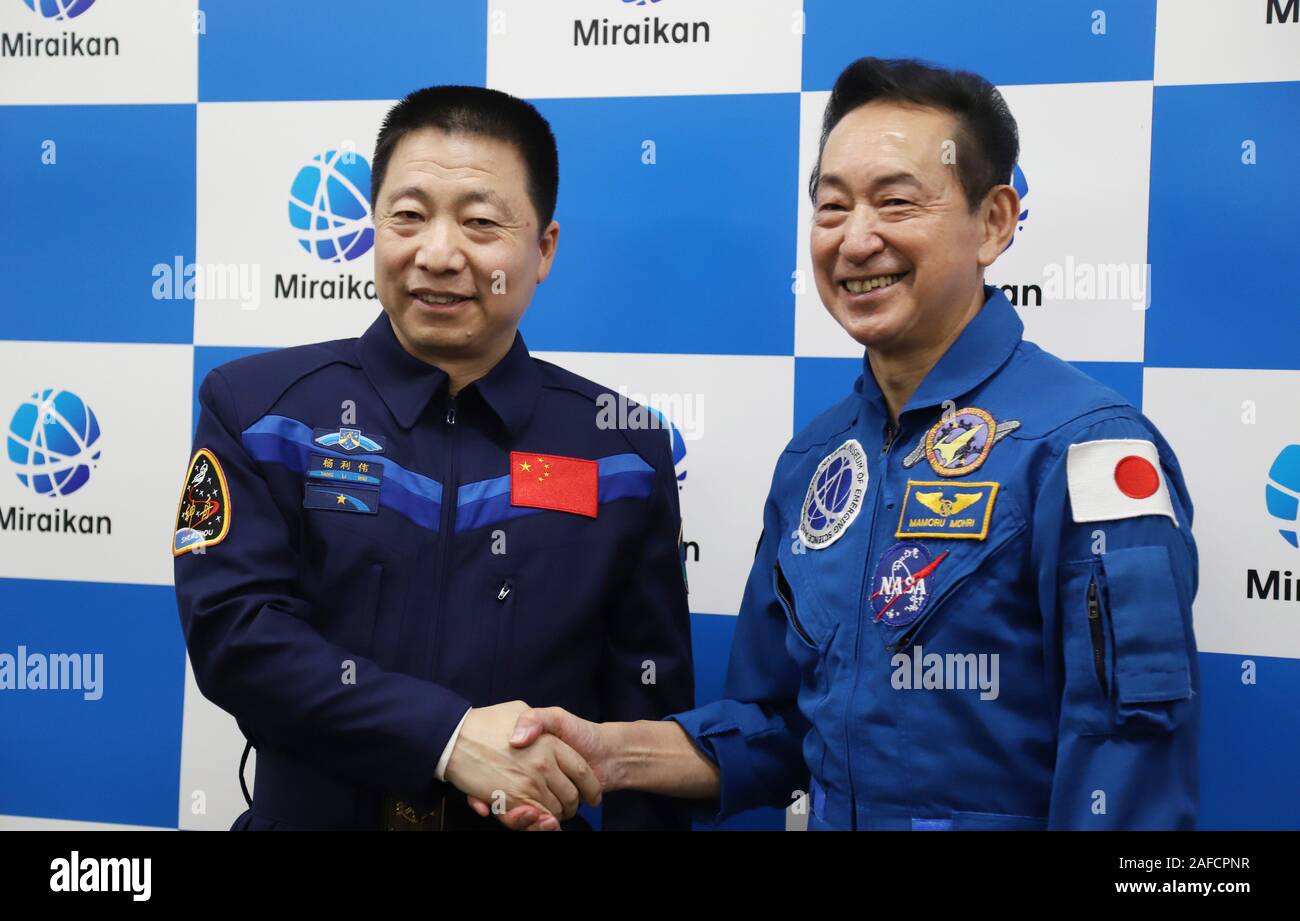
left=444, top=701, right=604, bottom=832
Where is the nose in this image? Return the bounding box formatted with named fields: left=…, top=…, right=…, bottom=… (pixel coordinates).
left=412, top=217, right=468, bottom=276
left=838, top=206, right=886, bottom=263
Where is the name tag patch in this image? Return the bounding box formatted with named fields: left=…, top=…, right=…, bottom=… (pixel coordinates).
left=896, top=480, right=999, bottom=540
left=308, top=453, right=384, bottom=485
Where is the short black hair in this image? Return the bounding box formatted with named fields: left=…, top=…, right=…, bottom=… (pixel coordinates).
left=808, top=57, right=1019, bottom=213
left=370, top=85, right=559, bottom=231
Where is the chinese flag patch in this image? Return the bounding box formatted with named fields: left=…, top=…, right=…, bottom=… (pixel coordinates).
left=509, top=451, right=598, bottom=518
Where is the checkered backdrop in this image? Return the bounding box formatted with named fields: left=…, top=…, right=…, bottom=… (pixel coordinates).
left=1, top=0, right=1297, bottom=831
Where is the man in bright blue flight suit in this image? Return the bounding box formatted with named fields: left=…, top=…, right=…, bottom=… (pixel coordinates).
left=172, top=86, right=692, bottom=831
left=490, top=58, right=1199, bottom=831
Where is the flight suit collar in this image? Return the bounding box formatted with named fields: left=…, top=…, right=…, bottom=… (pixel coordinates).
left=357, top=312, right=541, bottom=437
left=857, top=284, right=1024, bottom=419
left=470, top=332, right=542, bottom=440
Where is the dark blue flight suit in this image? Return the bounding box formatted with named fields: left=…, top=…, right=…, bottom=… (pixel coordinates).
left=173, top=312, right=693, bottom=830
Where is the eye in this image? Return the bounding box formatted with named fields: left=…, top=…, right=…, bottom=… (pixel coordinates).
left=468, top=218, right=497, bottom=228
left=816, top=201, right=846, bottom=212
left=394, top=210, right=421, bottom=220
left=883, top=198, right=911, bottom=207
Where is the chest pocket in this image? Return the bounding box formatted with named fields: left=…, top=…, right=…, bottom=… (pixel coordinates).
left=297, top=477, right=420, bottom=672
left=864, top=485, right=1029, bottom=651
left=774, top=526, right=847, bottom=656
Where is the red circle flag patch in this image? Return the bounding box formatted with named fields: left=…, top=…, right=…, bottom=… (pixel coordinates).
left=1065, top=438, right=1178, bottom=526
left=1114, top=455, right=1159, bottom=499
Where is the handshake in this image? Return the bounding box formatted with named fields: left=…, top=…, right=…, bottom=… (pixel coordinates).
left=442, top=700, right=721, bottom=831
left=443, top=701, right=614, bottom=832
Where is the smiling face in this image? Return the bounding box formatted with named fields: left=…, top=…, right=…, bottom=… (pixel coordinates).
left=372, top=127, right=558, bottom=368
left=810, top=101, right=1014, bottom=355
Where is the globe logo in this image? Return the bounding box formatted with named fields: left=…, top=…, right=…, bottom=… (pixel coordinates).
left=23, top=0, right=96, bottom=19
left=806, top=455, right=854, bottom=531
left=6, top=389, right=102, bottom=497
left=800, top=439, right=867, bottom=549
left=288, top=149, right=374, bottom=263
left=1002, top=163, right=1029, bottom=252
left=1265, top=444, right=1300, bottom=548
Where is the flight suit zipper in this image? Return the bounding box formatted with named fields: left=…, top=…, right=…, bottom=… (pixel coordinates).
left=1087, top=577, right=1107, bottom=696
left=881, top=421, right=900, bottom=456
left=844, top=417, right=902, bottom=828
left=430, top=394, right=458, bottom=681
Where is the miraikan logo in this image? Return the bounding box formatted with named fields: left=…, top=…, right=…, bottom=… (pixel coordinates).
left=23, top=0, right=95, bottom=19
left=1266, top=444, right=1300, bottom=548
left=6, top=388, right=101, bottom=497
left=288, top=149, right=375, bottom=263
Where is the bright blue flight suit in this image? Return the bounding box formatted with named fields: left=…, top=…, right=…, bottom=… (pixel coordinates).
left=173, top=313, right=693, bottom=830
left=672, top=285, right=1199, bottom=830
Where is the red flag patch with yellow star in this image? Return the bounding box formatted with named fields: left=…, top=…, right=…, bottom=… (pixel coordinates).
left=509, top=451, right=598, bottom=518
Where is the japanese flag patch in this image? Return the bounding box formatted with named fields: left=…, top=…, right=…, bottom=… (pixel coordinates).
left=1066, top=439, right=1177, bottom=527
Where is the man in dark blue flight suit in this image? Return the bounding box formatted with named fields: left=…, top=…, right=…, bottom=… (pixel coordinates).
left=491, top=58, right=1200, bottom=830
left=172, top=86, right=693, bottom=831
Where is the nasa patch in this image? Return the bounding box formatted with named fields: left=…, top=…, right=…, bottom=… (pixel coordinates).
left=174, top=448, right=230, bottom=556
left=799, top=439, right=868, bottom=550
left=868, top=541, right=950, bottom=627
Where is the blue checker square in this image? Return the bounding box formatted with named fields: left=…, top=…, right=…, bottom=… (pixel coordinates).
left=198, top=0, right=487, bottom=102
left=0, top=105, right=196, bottom=345
left=0, top=580, right=187, bottom=828
left=795, top=357, right=861, bottom=433
left=1070, top=361, right=1143, bottom=410
left=802, top=0, right=1156, bottom=90
left=522, top=94, right=800, bottom=356
left=1146, top=81, right=1300, bottom=370
left=1198, top=652, right=1300, bottom=830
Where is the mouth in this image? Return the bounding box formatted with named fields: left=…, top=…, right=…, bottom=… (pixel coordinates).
left=410, top=289, right=475, bottom=311
left=839, top=271, right=909, bottom=297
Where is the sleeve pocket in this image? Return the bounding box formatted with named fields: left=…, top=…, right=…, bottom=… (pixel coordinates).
left=1102, top=545, right=1193, bottom=732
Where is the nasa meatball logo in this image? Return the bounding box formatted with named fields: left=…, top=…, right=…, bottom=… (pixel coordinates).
left=869, top=541, right=949, bottom=628
left=799, top=439, right=867, bottom=549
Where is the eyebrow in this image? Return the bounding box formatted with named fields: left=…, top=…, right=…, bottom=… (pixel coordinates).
left=817, top=171, right=923, bottom=195
left=385, top=184, right=516, bottom=218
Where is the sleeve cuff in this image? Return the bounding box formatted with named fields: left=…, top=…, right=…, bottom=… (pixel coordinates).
left=435, top=707, right=472, bottom=782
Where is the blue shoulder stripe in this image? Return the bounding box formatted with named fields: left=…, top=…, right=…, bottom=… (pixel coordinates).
left=242, top=415, right=442, bottom=531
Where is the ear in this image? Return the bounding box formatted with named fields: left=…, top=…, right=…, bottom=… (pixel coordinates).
left=975, top=185, right=1020, bottom=269
left=536, top=220, right=560, bottom=285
